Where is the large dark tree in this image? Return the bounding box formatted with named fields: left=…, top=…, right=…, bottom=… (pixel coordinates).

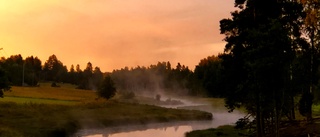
left=220, top=0, right=305, bottom=136
left=299, top=0, right=320, bottom=122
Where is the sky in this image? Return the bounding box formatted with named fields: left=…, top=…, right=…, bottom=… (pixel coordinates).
left=0, top=0, right=235, bottom=72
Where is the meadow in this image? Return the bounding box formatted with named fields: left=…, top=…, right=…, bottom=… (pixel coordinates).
left=0, top=83, right=212, bottom=137
left=3, top=83, right=96, bottom=103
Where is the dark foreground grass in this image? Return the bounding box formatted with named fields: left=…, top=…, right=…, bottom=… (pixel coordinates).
left=186, top=104, right=320, bottom=137
left=0, top=100, right=212, bottom=137
left=186, top=125, right=248, bottom=137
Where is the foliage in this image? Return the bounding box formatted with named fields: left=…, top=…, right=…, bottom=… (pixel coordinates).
left=0, top=68, right=11, bottom=98
left=43, top=54, right=68, bottom=82
left=0, top=55, right=24, bottom=86
left=97, top=75, right=116, bottom=99
left=219, top=0, right=309, bottom=136
left=111, top=62, right=201, bottom=97
left=194, top=55, right=224, bottom=97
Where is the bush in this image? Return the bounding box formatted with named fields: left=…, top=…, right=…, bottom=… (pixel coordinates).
left=97, top=75, right=116, bottom=99
left=156, top=94, right=161, bottom=101
left=51, top=82, right=60, bottom=87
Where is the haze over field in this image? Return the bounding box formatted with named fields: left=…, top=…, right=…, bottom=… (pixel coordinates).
left=0, top=0, right=235, bottom=72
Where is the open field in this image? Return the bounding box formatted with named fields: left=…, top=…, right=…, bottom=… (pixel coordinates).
left=3, top=83, right=97, bottom=102
left=0, top=83, right=212, bottom=137
left=0, top=96, right=78, bottom=105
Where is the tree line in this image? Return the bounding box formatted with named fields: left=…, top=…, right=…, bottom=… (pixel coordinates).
left=0, top=54, right=104, bottom=90
left=0, top=53, right=227, bottom=98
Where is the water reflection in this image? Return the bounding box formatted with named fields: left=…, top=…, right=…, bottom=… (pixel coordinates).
left=75, top=110, right=244, bottom=137
left=86, top=126, right=192, bottom=137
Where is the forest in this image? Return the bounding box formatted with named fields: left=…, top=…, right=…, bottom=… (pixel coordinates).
left=0, top=54, right=226, bottom=98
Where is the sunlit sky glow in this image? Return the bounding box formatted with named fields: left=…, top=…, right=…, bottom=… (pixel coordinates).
left=0, top=0, right=235, bottom=72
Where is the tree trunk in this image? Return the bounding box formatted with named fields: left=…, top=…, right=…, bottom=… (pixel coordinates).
left=256, top=92, right=263, bottom=137
left=291, top=95, right=296, bottom=120
left=308, top=28, right=315, bottom=123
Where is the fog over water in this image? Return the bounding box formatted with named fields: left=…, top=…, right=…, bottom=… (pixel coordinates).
left=74, top=98, right=245, bottom=137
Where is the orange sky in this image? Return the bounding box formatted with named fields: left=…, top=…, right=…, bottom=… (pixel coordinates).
left=0, top=0, right=235, bottom=72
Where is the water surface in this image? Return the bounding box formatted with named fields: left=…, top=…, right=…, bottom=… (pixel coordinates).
left=75, top=107, right=244, bottom=137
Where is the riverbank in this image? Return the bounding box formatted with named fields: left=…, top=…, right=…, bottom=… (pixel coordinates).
left=1, top=83, right=219, bottom=137
left=0, top=100, right=212, bottom=137
left=186, top=105, right=320, bottom=137
left=186, top=118, right=320, bottom=137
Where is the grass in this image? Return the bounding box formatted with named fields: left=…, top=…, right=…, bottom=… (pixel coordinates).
left=3, top=82, right=97, bottom=102
left=313, top=104, right=320, bottom=117
left=0, top=96, right=78, bottom=105
left=185, top=103, right=320, bottom=137
left=0, top=101, right=212, bottom=137
left=0, top=102, right=79, bottom=137
left=186, top=125, right=248, bottom=137
left=0, top=83, right=213, bottom=137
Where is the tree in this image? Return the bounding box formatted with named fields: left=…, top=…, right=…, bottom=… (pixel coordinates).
left=194, top=55, right=224, bottom=97
left=299, top=0, right=320, bottom=122
left=4, top=55, right=24, bottom=86
left=77, top=62, right=93, bottom=90
left=220, top=0, right=304, bottom=136
left=92, top=67, right=104, bottom=90
left=67, top=64, right=76, bottom=84
left=43, top=54, right=66, bottom=82
left=97, top=75, right=116, bottom=99
left=24, top=56, right=42, bottom=86
left=0, top=68, right=11, bottom=97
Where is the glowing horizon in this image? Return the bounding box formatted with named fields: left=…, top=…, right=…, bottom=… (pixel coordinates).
left=0, top=0, right=235, bottom=72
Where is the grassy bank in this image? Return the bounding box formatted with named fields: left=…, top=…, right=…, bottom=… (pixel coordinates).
left=186, top=125, right=248, bottom=137
left=0, top=83, right=212, bottom=137
left=0, top=101, right=212, bottom=137
left=3, top=83, right=96, bottom=103
left=186, top=104, right=320, bottom=137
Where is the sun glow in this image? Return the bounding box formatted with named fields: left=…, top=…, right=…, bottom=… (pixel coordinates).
left=0, top=0, right=234, bottom=72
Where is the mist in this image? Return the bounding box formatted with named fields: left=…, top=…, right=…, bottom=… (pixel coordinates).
left=72, top=63, right=246, bottom=137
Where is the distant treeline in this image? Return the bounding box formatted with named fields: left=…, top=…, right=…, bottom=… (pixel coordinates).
left=111, top=56, right=225, bottom=97
left=0, top=54, right=104, bottom=90
left=0, top=54, right=226, bottom=97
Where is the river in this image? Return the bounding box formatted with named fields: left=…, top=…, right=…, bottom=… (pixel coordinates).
left=73, top=99, right=245, bottom=137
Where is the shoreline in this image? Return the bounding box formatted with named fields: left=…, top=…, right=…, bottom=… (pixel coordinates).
left=0, top=101, right=212, bottom=137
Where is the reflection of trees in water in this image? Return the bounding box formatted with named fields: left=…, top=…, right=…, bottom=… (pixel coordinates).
left=174, top=126, right=179, bottom=132
left=76, top=108, right=246, bottom=137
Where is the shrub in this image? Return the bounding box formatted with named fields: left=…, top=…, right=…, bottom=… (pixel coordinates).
left=97, top=75, right=116, bottom=99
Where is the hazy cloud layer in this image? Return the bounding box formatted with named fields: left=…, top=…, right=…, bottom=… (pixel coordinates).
left=0, top=0, right=235, bottom=71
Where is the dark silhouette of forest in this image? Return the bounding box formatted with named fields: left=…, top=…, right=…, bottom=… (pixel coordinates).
left=0, top=54, right=225, bottom=97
